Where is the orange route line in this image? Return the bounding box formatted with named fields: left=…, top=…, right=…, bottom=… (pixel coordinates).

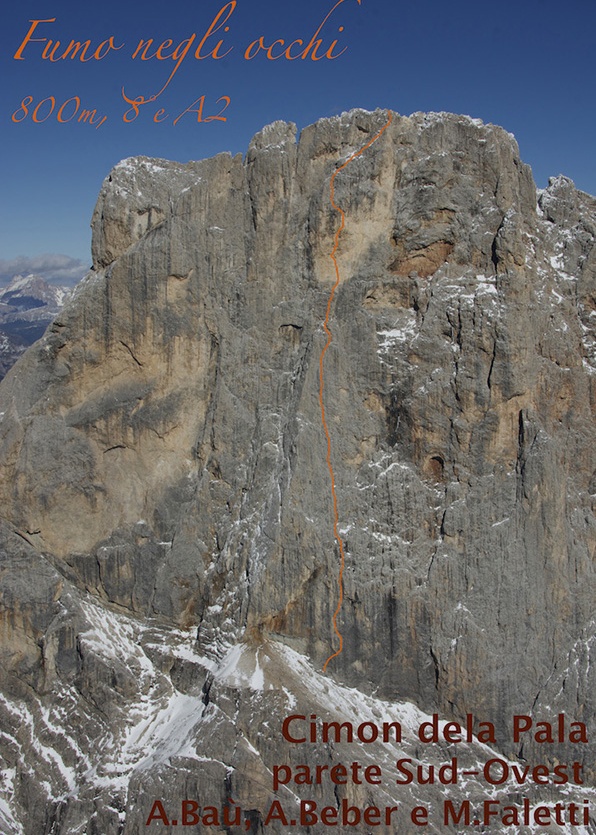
left=320, top=110, right=393, bottom=673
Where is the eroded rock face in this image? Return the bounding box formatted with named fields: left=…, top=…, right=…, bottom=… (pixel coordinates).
left=0, top=110, right=595, bottom=833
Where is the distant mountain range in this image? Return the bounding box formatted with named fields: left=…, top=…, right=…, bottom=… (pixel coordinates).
left=0, top=274, right=71, bottom=379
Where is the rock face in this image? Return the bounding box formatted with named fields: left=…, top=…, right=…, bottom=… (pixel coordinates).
left=0, top=109, right=595, bottom=833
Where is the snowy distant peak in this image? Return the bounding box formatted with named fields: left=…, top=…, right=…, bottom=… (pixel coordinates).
left=0, top=274, right=73, bottom=380
left=0, top=273, right=70, bottom=310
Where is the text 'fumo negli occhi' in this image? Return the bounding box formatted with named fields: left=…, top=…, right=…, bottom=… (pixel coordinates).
left=11, top=1, right=361, bottom=127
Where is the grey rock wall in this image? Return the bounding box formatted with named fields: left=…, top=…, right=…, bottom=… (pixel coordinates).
left=0, top=109, right=594, bottom=833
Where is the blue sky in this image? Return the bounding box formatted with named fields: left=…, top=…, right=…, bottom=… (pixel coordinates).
left=1, top=0, right=595, bottom=283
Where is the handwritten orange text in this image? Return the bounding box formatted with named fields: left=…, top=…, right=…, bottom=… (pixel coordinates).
left=10, top=0, right=363, bottom=127
left=127, top=2, right=235, bottom=102
left=121, top=92, right=230, bottom=125
left=12, top=95, right=107, bottom=128
left=13, top=18, right=123, bottom=61
left=244, top=0, right=358, bottom=60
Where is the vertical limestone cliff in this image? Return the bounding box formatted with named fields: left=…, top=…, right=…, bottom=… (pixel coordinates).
left=0, top=109, right=594, bottom=833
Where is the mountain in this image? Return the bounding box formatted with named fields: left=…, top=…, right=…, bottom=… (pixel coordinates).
left=0, top=273, right=70, bottom=310
left=0, top=109, right=594, bottom=833
left=0, top=274, right=72, bottom=379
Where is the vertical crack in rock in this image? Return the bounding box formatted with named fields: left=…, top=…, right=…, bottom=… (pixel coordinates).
left=319, top=110, right=393, bottom=672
